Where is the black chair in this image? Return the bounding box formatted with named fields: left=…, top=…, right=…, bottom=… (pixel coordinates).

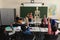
left=0, top=26, right=9, bottom=40
left=21, top=33, right=34, bottom=40
left=44, top=34, right=58, bottom=40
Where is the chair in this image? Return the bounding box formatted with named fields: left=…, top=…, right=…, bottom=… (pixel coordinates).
left=44, top=34, right=58, bottom=40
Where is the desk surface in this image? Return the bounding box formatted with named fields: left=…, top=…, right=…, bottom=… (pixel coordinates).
left=5, top=27, right=60, bottom=36
left=29, top=21, right=41, bottom=24
left=55, top=20, right=60, bottom=23
left=5, top=27, right=48, bottom=32
left=55, top=20, right=60, bottom=28
left=5, top=26, right=21, bottom=31
left=22, top=21, right=41, bottom=24
left=29, top=27, right=48, bottom=32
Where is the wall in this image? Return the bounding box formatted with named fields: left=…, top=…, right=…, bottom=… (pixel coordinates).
left=0, top=0, right=60, bottom=19
left=0, top=0, right=3, bottom=8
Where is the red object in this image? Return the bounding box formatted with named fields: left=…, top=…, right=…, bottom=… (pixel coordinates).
left=48, top=22, right=51, bottom=34
left=44, top=18, right=47, bottom=24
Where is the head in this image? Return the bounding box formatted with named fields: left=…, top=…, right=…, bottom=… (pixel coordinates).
left=29, top=12, right=32, bottom=16
left=15, top=17, right=19, bottom=22
left=16, top=14, right=19, bottom=17
left=44, top=15, right=46, bottom=18
left=41, top=19, right=45, bottom=24
left=17, top=18, right=23, bottom=24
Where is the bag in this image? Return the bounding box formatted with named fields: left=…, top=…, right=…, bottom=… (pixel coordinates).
left=23, top=27, right=32, bottom=35
left=51, top=26, right=57, bottom=32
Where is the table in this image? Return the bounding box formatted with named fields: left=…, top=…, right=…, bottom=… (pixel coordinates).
left=29, top=27, right=48, bottom=32
left=5, top=26, right=60, bottom=40
left=55, top=20, right=60, bottom=29
left=5, top=26, right=21, bottom=32
left=29, top=21, right=41, bottom=24
left=5, top=26, right=48, bottom=37
left=5, top=27, right=48, bottom=32
left=5, top=26, right=21, bottom=35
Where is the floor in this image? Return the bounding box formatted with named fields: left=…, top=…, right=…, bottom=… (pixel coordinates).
left=57, top=34, right=60, bottom=40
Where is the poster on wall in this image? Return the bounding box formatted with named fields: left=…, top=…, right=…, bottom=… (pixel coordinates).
left=48, top=5, right=56, bottom=18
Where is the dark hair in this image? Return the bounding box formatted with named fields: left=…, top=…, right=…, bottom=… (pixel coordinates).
left=41, top=19, right=44, bottom=23
left=29, top=12, right=32, bottom=15
left=51, top=26, right=57, bottom=35
left=18, top=18, right=23, bottom=20
left=15, top=17, right=19, bottom=22
left=21, top=24, right=27, bottom=31
left=51, top=26, right=57, bottom=32
left=47, top=18, right=51, bottom=23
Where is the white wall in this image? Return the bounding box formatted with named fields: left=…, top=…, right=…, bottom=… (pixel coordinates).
left=2, top=0, right=20, bottom=17
left=0, top=0, right=60, bottom=19
left=0, top=0, right=3, bottom=8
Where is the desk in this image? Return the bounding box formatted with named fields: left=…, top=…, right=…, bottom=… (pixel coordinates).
left=29, top=27, right=48, bottom=32
left=5, top=26, right=60, bottom=34
left=5, top=26, right=60, bottom=40
left=29, top=21, right=41, bottom=27
left=5, top=26, right=21, bottom=32
left=40, top=27, right=48, bottom=32
left=5, top=27, right=48, bottom=32
left=5, top=27, right=12, bottom=31
left=29, top=27, right=40, bottom=32
left=5, top=26, right=21, bottom=35
left=22, top=21, right=41, bottom=24
left=29, top=21, right=41, bottom=24
left=55, top=20, right=60, bottom=23
left=55, top=20, right=60, bottom=29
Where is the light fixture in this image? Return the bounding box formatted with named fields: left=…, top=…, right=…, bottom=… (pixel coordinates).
left=21, top=0, right=44, bottom=6
left=31, top=0, right=34, bottom=3
left=42, top=3, right=44, bottom=5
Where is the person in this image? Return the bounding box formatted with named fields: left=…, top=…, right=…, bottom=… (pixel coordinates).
left=13, top=17, right=33, bottom=40
left=47, top=17, right=52, bottom=35
left=51, top=19, right=56, bottom=27
left=15, top=15, right=20, bottom=23
left=13, top=17, right=26, bottom=26
left=19, top=18, right=34, bottom=40
left=47, top=17, right=58, bottom=35
left=40, top=19, right=46, bottom=27
left=28, top=12, right=33, bottom=22
left=40, top=19, right=48, bottom=27
left=43, top=17, right=58, bottom=40
left=25, top=14, right=29, bottom=26
left=25, top=12, right=34, bottom=27
left=47, top=18, right=57, bottom=35
left=38, top=16, right=47, bottom=40
left=40, top=15, right=48, bottom=27
left=12, top=18, right=27, bottom=40
left=43, top=15, right=47, bottom=24
left=44, top=18, right=58, bottom=40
